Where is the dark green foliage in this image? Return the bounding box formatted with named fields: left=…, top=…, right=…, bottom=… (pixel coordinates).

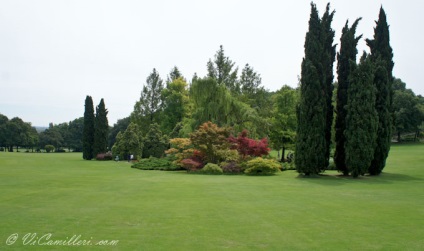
left=295, top=3, right=335, bottom=175
left=83, top=96, right=95, bottom=160
left=334, top=18, right=362, bottom=175
left=244, top=157, right=281, bottom=176
left=93, top=98, right=109, bottom=156
left=345, top=54, right=378, bottom=178
left=369, top=65, right=391, bottom=174
left=131, top=157, right=180, bottom=171
left=45, top=145, right=55, bottom=153
left=366, top=7, right=394, bottom=175
left=321, top=3, right=337, bottom=169
left=207, top=45, right=239, bottom=93
left=142, top=123, right=168, bottom=158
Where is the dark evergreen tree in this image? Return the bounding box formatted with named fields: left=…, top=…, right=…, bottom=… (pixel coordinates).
left=366, top=7, right=394, bottom=175
left=142, top=123, right=168, bottom=158
left=320, top=4, right=336, bottom=169
left=334, top=18, right=362, bottom=175
left=345, top=53, right=378, bottom=178
left=93, top=98, right=109, bottom=156
left=295, top=3, right=335, bottom=175
left=83, top=95, right=95, bottom=160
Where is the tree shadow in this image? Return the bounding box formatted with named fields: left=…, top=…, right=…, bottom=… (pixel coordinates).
left=295, top=171, right=422, bottom=186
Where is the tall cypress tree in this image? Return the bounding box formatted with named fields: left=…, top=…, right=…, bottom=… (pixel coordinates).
left=345, top=53, right=378, bottom=178
left=295, top=3, right=327, bottom=175
left=366, top=7, right=394, bottom=175
left=320, top=3, right=336, bottom=170
left=295, top=3, right=335, bottom=175
left=93, top=98, right=109, bottom=156
left=83, top=95, right=95, bottom=160
left=334, top=18, right=362, bottom=175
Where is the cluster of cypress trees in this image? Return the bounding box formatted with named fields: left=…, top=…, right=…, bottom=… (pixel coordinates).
left=296, top=3, right=393, bottom=177
left=83, top=96, right=109, bottom=160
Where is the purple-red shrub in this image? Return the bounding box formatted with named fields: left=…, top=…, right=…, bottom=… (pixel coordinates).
left=228, top=130, right=270, bottom=158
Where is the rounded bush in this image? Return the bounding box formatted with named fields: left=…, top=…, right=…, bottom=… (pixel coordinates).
left=244, top=157, right=281, bottom=175
left=201, top=163, right=223, bottom=175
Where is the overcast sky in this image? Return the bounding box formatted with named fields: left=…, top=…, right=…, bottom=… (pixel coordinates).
left=1, top=0, right=423, bottom=127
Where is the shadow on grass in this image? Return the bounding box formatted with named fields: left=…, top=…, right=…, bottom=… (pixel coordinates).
left=295, top=171, right=422, bottom=186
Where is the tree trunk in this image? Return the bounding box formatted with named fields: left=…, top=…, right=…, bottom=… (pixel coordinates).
left=281, top=146, right=286, bottom=162
left=397, top=131, right=401, bottom=142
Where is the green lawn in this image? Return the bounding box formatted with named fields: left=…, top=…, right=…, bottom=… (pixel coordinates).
left=1, top=144, right=423, bottom=250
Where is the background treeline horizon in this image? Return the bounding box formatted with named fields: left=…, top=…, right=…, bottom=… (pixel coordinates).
left=1, top=4, right=423, bottom=157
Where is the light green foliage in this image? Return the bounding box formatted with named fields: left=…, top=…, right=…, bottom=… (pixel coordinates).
left=269, top=85, right=298, bottom=160
left=131, top=157, right=179, bottom=171
left=161, top=77, right=190, bottom=135
left=112, top=122, right=143, bottom=160
left=200, top=163, right=223, bottom=175
left=244, top=157, right=281, bottom=175
left=345, top=54, right=378, bottom=178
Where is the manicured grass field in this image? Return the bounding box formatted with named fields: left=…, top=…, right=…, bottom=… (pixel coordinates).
left=1, top=144, right=423, bottom=250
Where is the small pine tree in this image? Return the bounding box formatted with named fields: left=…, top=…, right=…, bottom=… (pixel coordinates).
left=83, top=96, right=95, bottom=160
left=345, top=54, right=378, bottom=178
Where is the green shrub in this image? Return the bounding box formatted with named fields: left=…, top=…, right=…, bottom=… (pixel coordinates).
left=45, top=145, right=55, bottom=153
left=200, top=163, right=223, bottom=175
left=281, top=161, right=296, bottom=171
left=244, top=157, right=281, bottom=176
left=131, top=157, right=181, bottom=171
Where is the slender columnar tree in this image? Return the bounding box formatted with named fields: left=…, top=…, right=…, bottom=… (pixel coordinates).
left=320, top=3, right=336, bottom=169
left=334, top=18, right=362, bottom=175
left=93, top=98, right=109, bottom=156
left=295, top=3, right=335, bottom=175
left=83, top=96, right=95, bottom=160
left=366, top=7, right=394, bottom=175
left=345, top=54, right=378, bottom=178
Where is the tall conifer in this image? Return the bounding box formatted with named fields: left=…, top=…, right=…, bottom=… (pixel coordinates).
left=83, top=96, right=95, bottom=160
left=334, top=18, right=362, bottom=175
left=93, top=98, right=109, bottom=156
left=295, top=3, right=335, bottom=175
left=366, top=7, right=394, bottom=175
left=345, top=54, right=378, bottom=178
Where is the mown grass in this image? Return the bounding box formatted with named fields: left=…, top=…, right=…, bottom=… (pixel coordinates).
left=1, top=143, right=423, bottom=250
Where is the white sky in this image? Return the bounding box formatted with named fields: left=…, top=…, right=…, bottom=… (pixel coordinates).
left=0, top=0, right=422, bottom=126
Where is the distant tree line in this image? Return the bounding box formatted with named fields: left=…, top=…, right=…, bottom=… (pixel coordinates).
left=0, top=114, right=84, bottom=152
